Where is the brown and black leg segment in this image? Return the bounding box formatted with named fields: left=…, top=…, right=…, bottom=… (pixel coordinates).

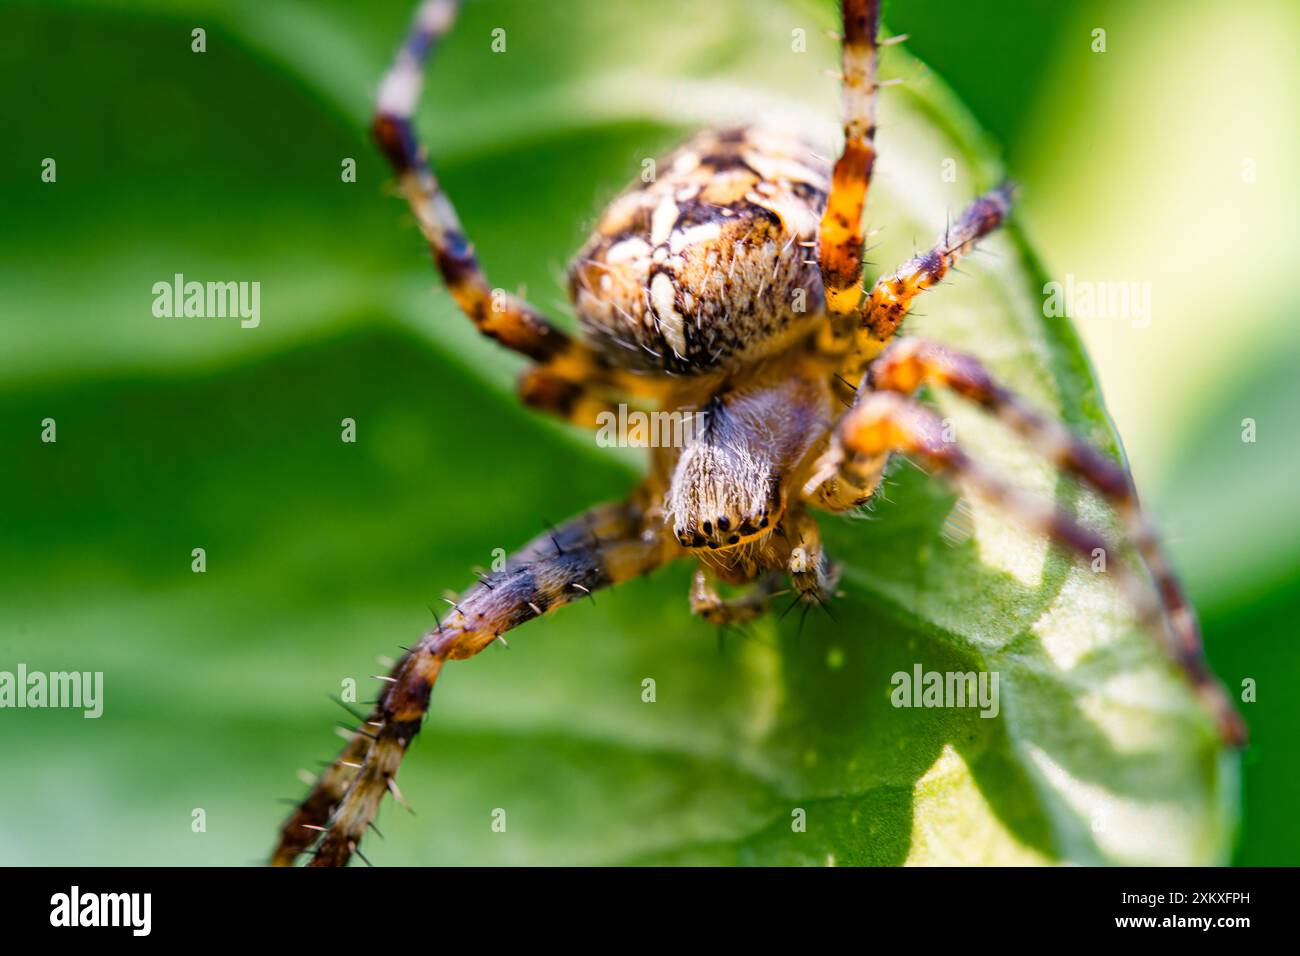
left=270, top=711, right=378, bottom=866
left=271, top=494, right=673, bottom=867
left=517, top=365, right=621, bottom=429
left=849, top=183, right=1015, bottom=368
left=818, top=0, right=881, bottom=317
left=821, top=390, right=1246, bottom=746
left=372, top=0, right=618, bottom=387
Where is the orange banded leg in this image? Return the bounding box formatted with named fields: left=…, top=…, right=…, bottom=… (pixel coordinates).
left=372, top=0, right=618, bottom=388
left=271, top=493, right=672, bottom=867
left=848, top=183, right=1015, bottom=369
left=823, top=390, right=1246, bottom=746
left=819, top=0, right=882, bottom=317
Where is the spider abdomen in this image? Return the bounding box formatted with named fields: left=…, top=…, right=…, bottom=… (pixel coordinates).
left=569, top=126, right=830, bottom=376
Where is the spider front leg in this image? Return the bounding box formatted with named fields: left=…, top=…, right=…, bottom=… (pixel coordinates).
left=819, top=0, right=881, bottom=318
left=814, top=389, right=1246, bottom=746
left=271, top=492, right=673, bottom=867
left=372, top=0, right=628, bottom=400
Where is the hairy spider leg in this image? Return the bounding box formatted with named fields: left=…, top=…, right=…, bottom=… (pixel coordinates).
left=371, top=0, right=643, bottom=423
left=819, top=0, right=882, bottom=318
left=821, top=388, right=1247, bottom=746
left=865, top=338, right=1247, bottom=745
left=271, top=493, right=673, bottom=867
left=840, top=183, right=1015, bottom=377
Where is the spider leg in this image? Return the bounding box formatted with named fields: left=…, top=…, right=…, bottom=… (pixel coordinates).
left=804, top=443, right=883, bottom=513
left=689, top=567, right=784, bottom=626
left=270, top=491, right=673, bottom=867
left=783, top=507, right=841, bottom=605
left=517, top=365, right=623, bottom=429
left=818, top=0, right=881, bottom=317
left=817, top=389, right=1246, bottom=746
left=372, top=0, right=622, bottom=390
left=844, top=183, right=1014, bottom=374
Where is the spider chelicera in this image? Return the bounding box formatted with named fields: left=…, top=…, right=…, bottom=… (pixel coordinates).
left=273, top=0, right=1244, bottom=867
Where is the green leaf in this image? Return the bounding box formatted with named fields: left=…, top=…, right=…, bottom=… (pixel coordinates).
left=0, top=0, right=1235, bottom=865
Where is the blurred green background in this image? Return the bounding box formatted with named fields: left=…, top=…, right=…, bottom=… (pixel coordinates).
left=1, top=0, right=1296, bottom=865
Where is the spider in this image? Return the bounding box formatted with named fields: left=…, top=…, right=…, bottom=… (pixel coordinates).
left=272, top=0, right=1245, bottom=867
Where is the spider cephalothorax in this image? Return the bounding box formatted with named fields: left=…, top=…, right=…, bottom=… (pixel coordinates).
left=573, top=126, right=839, bottom=556
left=273, top=0, right=1245, bottom=868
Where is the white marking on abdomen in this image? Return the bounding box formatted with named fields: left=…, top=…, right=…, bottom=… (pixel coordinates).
left=650, top=272, right=688, bottom=358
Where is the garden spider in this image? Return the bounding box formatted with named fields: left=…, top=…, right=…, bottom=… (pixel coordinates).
left=272, top=0, right=1245, bottom=867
